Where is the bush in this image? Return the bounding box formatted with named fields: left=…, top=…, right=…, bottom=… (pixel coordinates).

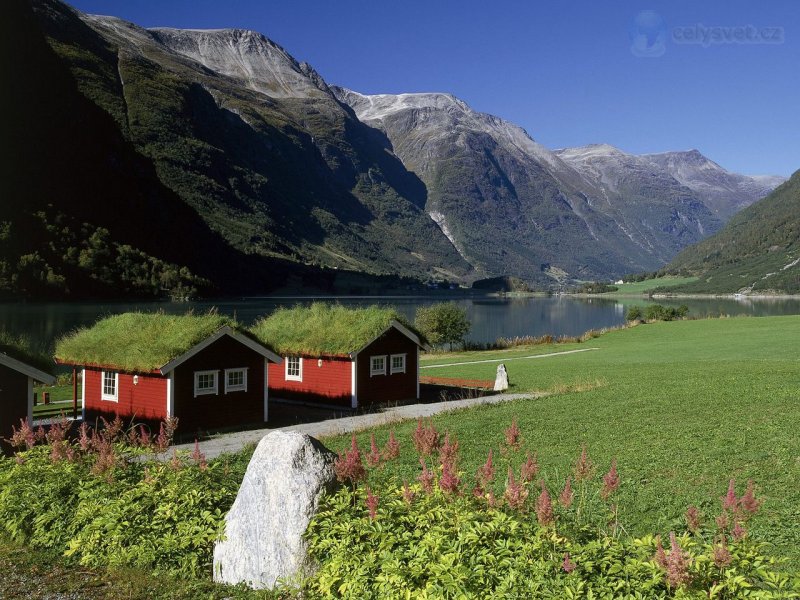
left=644, top=304, right=690, bottom=322
left=626, top=306, right=643, bottom=322
left=306, top=427, right=796, bottom=598
left=415, top=302, right=471, bottom=348
left=0, top=419, right=238, bottom=577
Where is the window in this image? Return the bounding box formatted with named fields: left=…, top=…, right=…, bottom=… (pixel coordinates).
left=225, top=368, right=248, bottom=393
left=285, top=357, right=303, bottom=382
left=390, top=353, right=406, bottom=374
left=194, top=370, right=218, bottom=397
left=370, top=355, right=387, bottom=376
left=101, top=371, right=118, bottom=401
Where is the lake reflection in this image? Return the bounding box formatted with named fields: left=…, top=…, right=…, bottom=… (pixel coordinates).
left=2, top=295, right=800, bottom=352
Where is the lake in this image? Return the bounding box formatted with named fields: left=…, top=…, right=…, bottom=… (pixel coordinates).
left=3, top=295, right=800, bottom=354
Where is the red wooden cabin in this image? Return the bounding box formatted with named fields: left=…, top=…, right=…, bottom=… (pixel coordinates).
left=0, top=350, right=55, bottom=455
left=55, top=314, right=281, bottom=434
left=266, top=319, right=426, bottom=409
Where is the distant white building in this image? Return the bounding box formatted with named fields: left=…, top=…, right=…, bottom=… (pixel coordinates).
left=615, top=280, right=624, bottom=285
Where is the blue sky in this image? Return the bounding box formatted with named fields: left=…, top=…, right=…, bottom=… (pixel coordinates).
left=69, top=0, right=798, bottom=176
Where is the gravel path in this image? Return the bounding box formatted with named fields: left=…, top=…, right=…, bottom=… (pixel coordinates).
left=168, top=391, right=542, bottom=460
left=420, top=347, right=600, bottom=369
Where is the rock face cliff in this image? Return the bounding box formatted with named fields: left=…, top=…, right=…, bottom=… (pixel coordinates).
left=335, top=89, right=781, bottom=281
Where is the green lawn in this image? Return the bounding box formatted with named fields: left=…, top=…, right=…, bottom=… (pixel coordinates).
left=324, top=315, right=800, bottom=567
left=606, top=276, right=699, bottom=295
left=32, top=384, right=82, bottom=418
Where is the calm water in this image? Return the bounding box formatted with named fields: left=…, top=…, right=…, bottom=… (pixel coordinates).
left=3, top=295, right=800, bottom=354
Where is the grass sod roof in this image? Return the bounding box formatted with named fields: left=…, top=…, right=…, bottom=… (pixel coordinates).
left=0, top=330, right=54, bottom=376
left=249, top=303, right=424, bottom=357
left=54, top=311, right=249, bottom=373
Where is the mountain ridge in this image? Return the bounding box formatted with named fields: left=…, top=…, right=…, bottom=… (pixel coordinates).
left=1, top=0, right=787, bottom=299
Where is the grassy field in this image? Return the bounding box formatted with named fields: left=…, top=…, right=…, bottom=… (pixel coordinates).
left=32, top=384, right=82, bottom=419
left=324, top=315, right=800, bottom=566
left=605, top=276, right=699, bottom=295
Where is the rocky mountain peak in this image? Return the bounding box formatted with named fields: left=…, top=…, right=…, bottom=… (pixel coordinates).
left=146, top=26, right=330, bottom=99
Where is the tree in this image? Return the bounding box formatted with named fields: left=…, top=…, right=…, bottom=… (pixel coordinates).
left=415, top=302, right=471, bottom=349
left=625, top=306, right=643, bottom=322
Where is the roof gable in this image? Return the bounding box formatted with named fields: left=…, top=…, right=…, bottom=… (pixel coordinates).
left=0, top=352, right=56, bottom=384
left=159, top=326, right=281, bottom=374
left=351, top=320, right=427, bottom=356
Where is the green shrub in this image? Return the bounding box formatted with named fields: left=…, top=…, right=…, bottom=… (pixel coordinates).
left=0, top=420, right=238, bottom=577
left=626, top=306, right=643, bottom=322
left=306, top=483, right=797, bottom=599
left=415, top=302, right=471, bottom=348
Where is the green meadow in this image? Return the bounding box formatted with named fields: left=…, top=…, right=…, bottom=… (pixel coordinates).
left=325, top=315, right=800, bottom=566
left=606, top=276, right=699, bottom=295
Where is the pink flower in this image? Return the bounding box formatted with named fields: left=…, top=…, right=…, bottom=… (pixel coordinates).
left=519, top=452, right=539, bottom=483
left=77, top=422, right=92, bottom=452
left=653, top=535, right=668, bottom=569
left=439, top=459, right=461, bottom=495
left=9, top=418, right=36, bottom=450
left=721, top=478, right=737, bottom=512
left=713, top=537, right=732, bottom=568
left=401, top=480, right=415, bottom=504
left=562, top=552, right=576, bottom=573
left=504, top=418, right=521, bottom=450
left=471, top=484, right=485, bottom=500
left=191, top=439, right=207, bottom=470
left=601, top=459, right=620, bottom=499
left=333, top=435, right=367, bottom=484
left=504, top=466, right=528, bottom=510
left=574, top=444, right=594, bottom=481
left=412, top=419, right=440, bottom=456
left=365, top=487, right=379, bottom=520
left=732, top=521, right=746, bottom=541
left=382, top=430, right=401, bottom=460
left=137, top=425, right=151, bottom=448
left=535, top=481, right=554, bottom=526
left=715, top=512, right=730, bottom=532
left=558, top=476, right=574, bottom=509
left=685, top=505, right=701, bottom=533
left=438, top=433, right=459, bottom=469
left=169, top=448, right=182, bottom=471
left=739, top=480, right=761, bottom=517
left=476, top=449, right=495, bottom=486
left=366, top=433, right=381, bottom=467
left=665, top=532, right=690, bottom=588
left=418, top=458, right=435, bottom=494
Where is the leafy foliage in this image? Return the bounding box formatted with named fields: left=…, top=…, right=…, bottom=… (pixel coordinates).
left=306, top=446, right=798, bottom=598
left=414, top=302, right=471, bottom=348
left=0, top=420, right=238, bottom=577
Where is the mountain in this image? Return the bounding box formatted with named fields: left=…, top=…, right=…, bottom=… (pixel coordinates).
left=642, top=150, right=785, bottom=218
left=660, top=171, right=800, bottom=294
left=2, top=0, right=471, bottom=299
left=1, top=0, right=785, bottom=298
left=335, top=90, right=779, bottom=282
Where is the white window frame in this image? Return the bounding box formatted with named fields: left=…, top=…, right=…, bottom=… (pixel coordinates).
left=101, top=371, right=119, bottom=402
left=193, top=370, right=218, bottom=397
left=285, top=356, right=303, bottom=382
left=390, top=353, right=407, bottom=375
left=224, top=367, right=248, bottom=394
left=370, top=355, right=387, bottom=377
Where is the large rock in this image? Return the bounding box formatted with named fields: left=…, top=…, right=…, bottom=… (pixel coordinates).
left=494, top=363, right=509, bottom=391
left=213, top=431, right=338, bottom=589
